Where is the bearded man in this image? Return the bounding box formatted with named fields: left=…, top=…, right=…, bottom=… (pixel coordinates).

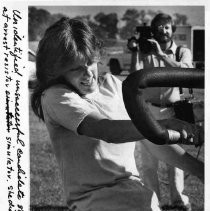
left=128, top=13, right=193, bottom=211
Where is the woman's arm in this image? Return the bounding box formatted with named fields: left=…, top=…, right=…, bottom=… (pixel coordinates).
left=78, top=112, right=202, bottom=145
left=77, top=111, right=144, bottom=143
left=78, top=112, right=204, bottom=181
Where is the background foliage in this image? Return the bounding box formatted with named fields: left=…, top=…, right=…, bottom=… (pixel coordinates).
left=28, top=7, right=190, bottom=42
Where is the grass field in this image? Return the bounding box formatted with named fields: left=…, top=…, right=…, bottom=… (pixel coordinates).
left=29, top=90, right=204, bottom=211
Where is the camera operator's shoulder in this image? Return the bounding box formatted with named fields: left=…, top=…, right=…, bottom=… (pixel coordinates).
left=183, top=47, right=191, bottom=55
left=177, top=45, right=191, bottom=53
left=176, top=45, right=192, bottom=61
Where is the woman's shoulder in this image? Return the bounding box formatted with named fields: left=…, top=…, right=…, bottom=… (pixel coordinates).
left=99, top=72, right=122, bottom=86
left=42, top=84, right=79, bottom=103
left=98, top=72, right=123, bottom=95
left=43, top=84, right=68, bottom=96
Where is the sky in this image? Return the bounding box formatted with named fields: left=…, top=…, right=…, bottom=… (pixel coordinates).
left=34, top=5, right=205, bottom=27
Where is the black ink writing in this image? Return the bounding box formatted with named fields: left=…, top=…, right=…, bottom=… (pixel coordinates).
left=8, top=186, right=15, bottom=211
left=2, top=6, right=11, bottom=22
left=13, top=10, right=21, bottom=24
left=5, top=90, right=14, bottom=132
left=17, top=148, right=25, bottom=200
left=9, top=50, right=23, bottom=77
left=13, top=80, right=25, bottom=146
left=3, top=22, right=10, bottom=51
left=11, top=10, right=23, bottom=77
left=17, top=204, right=24, bottom=211
left=7, top=137, right=14, bottom=180
left=3, top=6, right=27, bottom=210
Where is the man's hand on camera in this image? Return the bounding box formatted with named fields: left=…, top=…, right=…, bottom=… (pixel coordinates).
left=127, top=37, right=139, bottom=52
left=147, top=39, right=164, bottom=56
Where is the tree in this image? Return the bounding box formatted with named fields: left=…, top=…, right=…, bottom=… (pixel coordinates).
left=119, top=9, right=141, bottom=40
left=28, top=7, right=65, bottom=41
left=119, top=9, right=159, bottom=39
left=173, top=13, right=189, bottom=25
left=119, top=9, right=189, bottom=40
left=74, top=14, right=91, bottom=22
left=29, top=7, right=52, bottom=41
left=94, top=12, right=118, bottom=39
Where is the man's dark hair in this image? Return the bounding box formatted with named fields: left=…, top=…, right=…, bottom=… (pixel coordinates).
left=151, top=13, right=176, bottom=33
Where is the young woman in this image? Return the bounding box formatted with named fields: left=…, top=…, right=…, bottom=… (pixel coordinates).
left=31, top=17, right=203, bottom=211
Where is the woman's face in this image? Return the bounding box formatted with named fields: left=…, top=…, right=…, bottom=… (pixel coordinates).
left=63, top=59, right=99, bottom=96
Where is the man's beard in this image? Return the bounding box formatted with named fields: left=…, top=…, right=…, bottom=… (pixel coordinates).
left=154, top=33, right=173, bottom=44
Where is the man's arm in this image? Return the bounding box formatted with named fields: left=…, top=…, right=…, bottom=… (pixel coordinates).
left=127, top=38, right=143, bottom=73
left=159, top=48, right=193, bottom=68
left=147, top=39, right=193, bottom=68
left=130, top=51, right=141, bottom=72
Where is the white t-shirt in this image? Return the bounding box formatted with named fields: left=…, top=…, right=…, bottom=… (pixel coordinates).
left=41, top=73, right=160, bottom=211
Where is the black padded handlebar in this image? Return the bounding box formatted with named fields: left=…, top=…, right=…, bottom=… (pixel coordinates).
left=122, top=68, right=204, bottom=145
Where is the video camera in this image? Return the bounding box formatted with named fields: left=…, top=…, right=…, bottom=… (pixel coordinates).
left=128, top=24, right=153, bottom=54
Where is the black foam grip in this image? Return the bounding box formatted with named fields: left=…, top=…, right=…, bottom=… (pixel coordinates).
left=122, top=68, right=204, bottom=145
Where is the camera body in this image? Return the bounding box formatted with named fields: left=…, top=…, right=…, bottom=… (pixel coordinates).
left=136, top=25, right=153, bottom=54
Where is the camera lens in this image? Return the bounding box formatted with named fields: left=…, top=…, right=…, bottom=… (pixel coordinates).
left=136, top=25, right=153, bottom=54
left=139, top=38, right=153, bottom=54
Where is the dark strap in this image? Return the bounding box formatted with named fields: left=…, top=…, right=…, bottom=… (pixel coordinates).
left=176, top=46, right=183, bottom=94
left=175, top=45, right=182, bottom=62
left=175, top=45, right=193, bottom=96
